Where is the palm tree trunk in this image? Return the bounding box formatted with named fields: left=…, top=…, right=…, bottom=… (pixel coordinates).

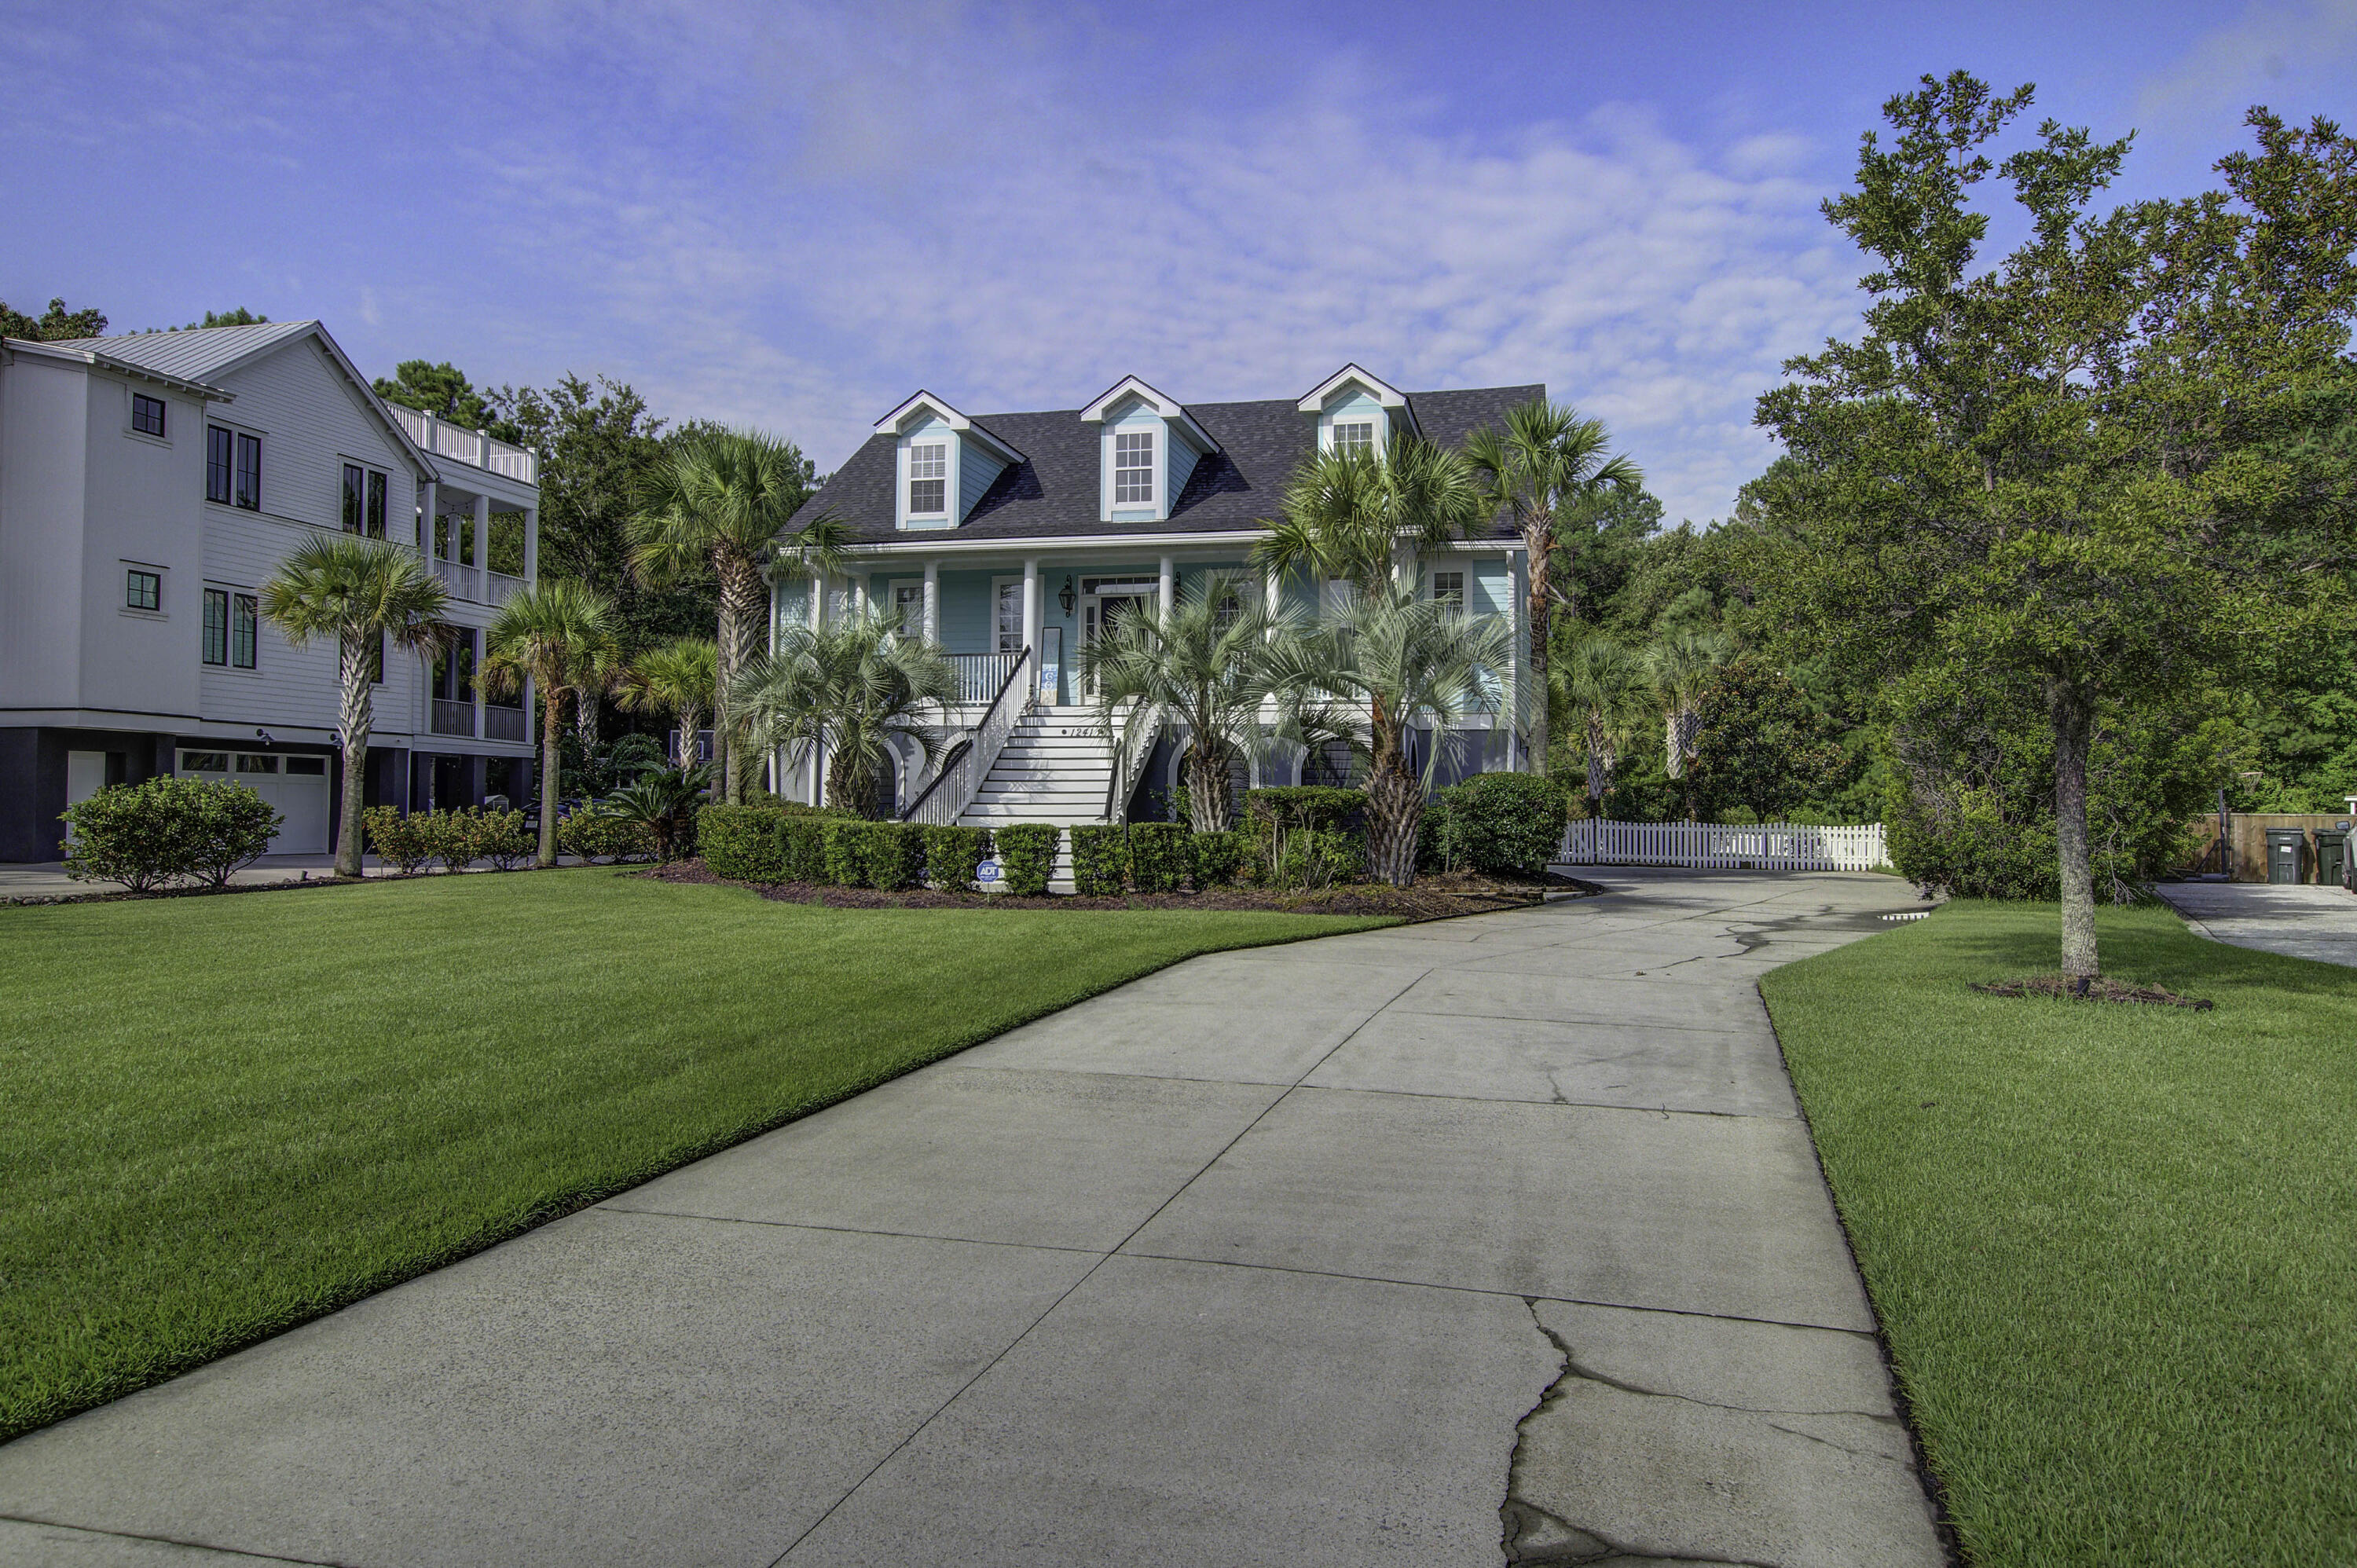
left=677, top=702, right=705, bottom=769
left=1186, top=741, right=1233, bottom=832
left=2050, top=680, right=2099, bottom=987
left=718, top=555, right=768, bottom=804
left=537, top=674, right=563, bottom=868
left=1365, top=694, right=1420, bottom=887
left=1524, top=522, right=1552, bottom=777
left=335, top=634, right=373, bottom=878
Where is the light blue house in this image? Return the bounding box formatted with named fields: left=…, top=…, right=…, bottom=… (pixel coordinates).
left=768, top=365, right=1538, bottom=829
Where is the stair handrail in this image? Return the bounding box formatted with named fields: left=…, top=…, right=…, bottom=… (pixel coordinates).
left=1101, top=704, right=1164, bottom=824
left=904, top=646, right=1033, bottom=826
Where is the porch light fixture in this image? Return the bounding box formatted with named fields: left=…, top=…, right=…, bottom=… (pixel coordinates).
left=1058, top=576, right=1076, bottom=617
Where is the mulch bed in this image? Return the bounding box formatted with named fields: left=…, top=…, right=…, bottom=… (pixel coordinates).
left=1971, top=976, right=2216, bottom=1010
left=640, top=860, right=1600, bottom=922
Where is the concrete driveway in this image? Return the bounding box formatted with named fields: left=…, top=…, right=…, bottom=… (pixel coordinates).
left=2159, top=880, right=2357, bottom=968
left=0, top=870, right=1945, bottom=1568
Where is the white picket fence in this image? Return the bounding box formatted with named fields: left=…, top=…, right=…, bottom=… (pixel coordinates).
left=1556, top=818, right=1889, bottom=872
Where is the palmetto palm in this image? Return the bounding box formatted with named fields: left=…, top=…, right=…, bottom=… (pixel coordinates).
left=1554, top=633, right=1650, bottom=811
left=1266, top=587, right=1512, bottom=886
left=1646, top=628, right=1731, bottom=819
left=1464, top=401, right=1643, bottom=776
left=618, top=637, right=719, bottom=768
left=482, top=580, right=625, bottom=865
left=1257, top=436, right=1490, bottom=599
left=260, top=535, right=450, bottom=877
left=630, top=429, right=844, bottom=803
left=1079, top=572, right=1296, bottom=833
left=728, top=609, right=958, bottom=816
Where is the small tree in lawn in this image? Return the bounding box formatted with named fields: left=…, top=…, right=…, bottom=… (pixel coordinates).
left=1555, top=633, right=1650, bottom=815
left=1753, top=74, right=2357, bottom=985
left=1463, top=401, right=1644, bottom=775
left=482, top=581, right=624, bottom=866
left=618, top=637, right=719, bottom=768
left=728, top=609, right=958, bottom=815
left=260, top=536, right=449, bottom=877
left=1079, top=572, right=1296, bottom=832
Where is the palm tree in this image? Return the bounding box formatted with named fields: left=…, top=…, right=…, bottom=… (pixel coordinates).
left=728, top=608, right=958, bottom=815
left=630, top=429, right=844, bottom=804
left=1266, top=587, right=1512, bottom=886
left=565, top=631, right=626, bottom=753
left=260, top=536, right=449, bottom=878
left=482, top=580, right=624, bottom=866
left=1647, top=629, right=1731, bottom=821
left=1555, top=633, right=1650, bottom=815
left=1079, top=572, right=1296, bottom=832
left=1464, top=401, right=1643, bottom=775
left=617, top=638, right=719, bottom=768
left=1257, top=435, right=1490, bottom=600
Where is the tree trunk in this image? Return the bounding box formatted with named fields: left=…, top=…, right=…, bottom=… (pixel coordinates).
left=1186, top=740, right=1233, bottom=832
left=574, top=688, right=599, bottom=751
left=335, top=634, right=373, bottom=878
left=537, top=677, right=563, bottom=867
left=824, top=744, right=874, bottom=817
left=718, top=555, right=768, bottom=804
left=1365, top=761, right=1420, bottom=887
left=1525, top=526, right=1552, bottom=776
left=677, top=703, right=705, bottom=770
left=2050, top=680, right=2098, bottom=984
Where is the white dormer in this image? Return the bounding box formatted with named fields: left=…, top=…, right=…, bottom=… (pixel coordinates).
left=1079, top=376, right=1220, bottom=524
left=1298, top=364, right=1420, bottom=458
left=873, top=390, right=1023, bottom=530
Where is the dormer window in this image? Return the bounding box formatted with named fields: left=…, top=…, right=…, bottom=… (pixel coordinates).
left=1334, top=421, right=1375, bottom=458
left=907, top=442, right=948, bottom=515
left=1114, top=430, right=1155, bottom=505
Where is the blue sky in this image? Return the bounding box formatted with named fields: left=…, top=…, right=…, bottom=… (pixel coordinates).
left=8, top=1, right=2353, bottom=523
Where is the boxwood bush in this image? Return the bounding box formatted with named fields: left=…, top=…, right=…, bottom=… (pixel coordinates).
left=992, top=824, right=1060, bottom=896
left=555, top=811, right=654, bottom=863
left=1127, top=822, right=1189, bottom=893
left=1069, top=825, right=1128, bottom=896
left=922, top=824, right=988, bottom=891
left=698, top=804, right=788, bottom=881
left=1432, top=772, right=1568, bottom=878
left=860, top=822, right=926, bottom=890
left=1187, top=827, right=1251, bottom=888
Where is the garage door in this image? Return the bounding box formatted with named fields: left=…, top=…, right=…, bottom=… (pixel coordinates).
left=178, top=750, right=332, bottom=854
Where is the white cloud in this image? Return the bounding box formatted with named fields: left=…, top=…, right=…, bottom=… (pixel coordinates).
left=2137, top=0, right=2357, bottom=128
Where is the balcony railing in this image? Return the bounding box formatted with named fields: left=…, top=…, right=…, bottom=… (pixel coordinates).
left=484, top=705, right=528, bottom=742
left=947, top=650, right=1025, bottom=705
left=431, top=698, right=475, bottom=738
left=433, top=559, right=480, bottom=601
left=486, top=570, right=526, bottom=606
left=388, top=405, right=537, bottom=485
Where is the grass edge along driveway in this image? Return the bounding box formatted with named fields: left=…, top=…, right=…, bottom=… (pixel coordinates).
left=0, top=868, right=1393, bottom=1445
left=1761, top=899, right=2356, bottom=1567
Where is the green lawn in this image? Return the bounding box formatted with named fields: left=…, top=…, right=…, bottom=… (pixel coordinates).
left=0, top=869, right=1389, bottom=1443
left=1760, top=900, right=2357, bottom=1566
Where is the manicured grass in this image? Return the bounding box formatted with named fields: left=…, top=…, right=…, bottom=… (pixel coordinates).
left=1760, top=900, right=2357, bottom=1566
left=0, top=869, right=1389, bottom=1442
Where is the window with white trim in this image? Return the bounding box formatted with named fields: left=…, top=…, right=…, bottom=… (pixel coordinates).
left=1333, top=420, right=1375, bottom=458
left=907, top=442, right=948, bottom=515
left=893, top=582, right=926, bottom=636
left=1113, top=430, right=1155, bottom=505
left=995, top=581, right=1024, bottom=653
left=1430, top=570, right=1465, bottom=609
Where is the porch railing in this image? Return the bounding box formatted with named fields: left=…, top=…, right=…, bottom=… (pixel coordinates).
left=484, top=705, right=528, bottom=742
left=904, top=646, right=1033, bottom=826
left=431, top=698, right=475, bottom=738
left=1103, top=708, right=1160, bottom=825
left=486, top=570, right=527, bottom=606
left=947, top=650, right=1024, bottom=705
left=389, top=404, right=539, bottom=484
left=1556, top=819, right=1889, bottom=872
left=432, top=559, right=479, bottom=601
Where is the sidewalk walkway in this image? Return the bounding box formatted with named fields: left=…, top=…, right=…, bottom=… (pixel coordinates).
left=0, top=870, right=1945, bottom=1568
left=2158, top=880, right=2357, bottom=969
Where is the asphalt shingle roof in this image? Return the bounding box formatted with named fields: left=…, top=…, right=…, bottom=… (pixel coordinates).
left=797, top=383, right=1543, bottom=544
left=41, top=320, right=317, bottom=384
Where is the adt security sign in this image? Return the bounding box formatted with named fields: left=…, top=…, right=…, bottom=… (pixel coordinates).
left=975, top=859, right=1006, bottom=890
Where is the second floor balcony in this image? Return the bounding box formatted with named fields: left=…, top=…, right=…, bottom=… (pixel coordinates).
left=388, top=405, right=537, bottom=484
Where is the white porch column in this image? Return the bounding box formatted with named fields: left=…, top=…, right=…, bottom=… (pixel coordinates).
left=522, top=504, right=539, bottom=583
left=418, top=479, right=438, bottom=560
left=922, top=559, right=940, bottom=643
left=1022, top=557, right=1040, bottom=654
left=470, top=625, right=486, bottom=742
left=1158, top=555, right=1174, bottom=623
left=470, top=493, right=489, bottom=594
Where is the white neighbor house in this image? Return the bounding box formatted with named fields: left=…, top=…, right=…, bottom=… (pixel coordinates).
left=0, top=320, right=541, bottom=861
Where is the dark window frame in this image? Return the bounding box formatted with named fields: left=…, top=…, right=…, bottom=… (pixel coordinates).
left=233, top=431, right=261, bottom=511
left=342, top=463, right=365, bottom=533
left=125, top=568, right=161, bottom=612
left=131, top=394, right=167, bottom=438
left=365, top=469, right=387, bottom=537
left=232, top=593, right=258, bottom=669
left=206, top=426, right=233, bottom=504
left=202, top=588, right=229, bottom=665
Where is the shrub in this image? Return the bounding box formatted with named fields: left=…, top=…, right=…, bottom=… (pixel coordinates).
left=61, top=777, right=276, bottom=892
left=821, top=820, right=868, bottom=887
left=858, top=822, right=925, bottom=890
left=922, top=824, right=988, bottom=891
left=993, top=823, right=1061, bottom=896
left=1274, top=826, right=1364, bottom=889
left=1187, top=827, right=1250, bottom=888
left=185, top=782, right=284, bottom=887
left=362, top=806, right=434, bottom=875
left=417, top=809, right=482, bottom=873
left=475, top=810, right=533, bottom=870
left=556, top=811, right=654, bottom=863
left=780, top=815, right=838, bottom=881
left=1070, top=826, right=1129, bottom=896
left=1244, top=786, right=1366, bottom=834
left=1415, top=801, right=1450, bottom=873
left=698, top=804, right=790, bottom=881
left=1127, top=822, right=1189, bottom=893
left=1435, top=772, right=1567, bottom=878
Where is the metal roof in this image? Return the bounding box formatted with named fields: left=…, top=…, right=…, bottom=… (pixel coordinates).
left=43, top=320, right=319, bottom=384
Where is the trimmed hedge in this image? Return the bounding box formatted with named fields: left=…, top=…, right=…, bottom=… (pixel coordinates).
left=1434, top=772, right=1567, bottom=877
left=1244, top=786, right=1366, bottom=833
left=556, top=811, right=654, bottom=863
left=1070, top=826, right=1128, bottom=896
left=861, top=822, right=926, bottom=890
left=993, top=823, right=1060, bottom=896
left=1188, top=828, right=1252, bottom=888
left=922, top=824, right=988, bottom=892
left=1127, top=822, right=1189, bottom=893
left=698, top=803, right=863, bottom=882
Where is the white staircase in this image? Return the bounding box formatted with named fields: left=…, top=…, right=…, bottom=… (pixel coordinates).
left=959, top=705, right=1116, bottom=884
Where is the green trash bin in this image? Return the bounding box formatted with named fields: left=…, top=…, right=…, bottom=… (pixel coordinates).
left=2320, top=827, right=2349, bottom=890
left=2265, top=827, right=2307, bottom=885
